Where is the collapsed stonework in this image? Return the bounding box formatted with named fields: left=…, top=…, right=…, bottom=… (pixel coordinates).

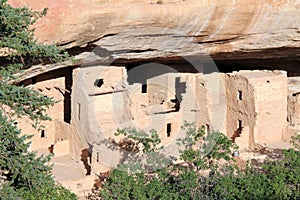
left=17, top=63, right=297, bottom=196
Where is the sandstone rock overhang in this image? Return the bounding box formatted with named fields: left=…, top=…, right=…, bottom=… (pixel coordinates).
left=7, top=0, right=300, bottom=64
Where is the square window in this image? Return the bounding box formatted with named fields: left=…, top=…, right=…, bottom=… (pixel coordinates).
left=94, top=79, right=104, bottom=87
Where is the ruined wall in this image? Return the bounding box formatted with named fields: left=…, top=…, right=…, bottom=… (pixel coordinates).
left=60, top=175, right=97, bottom=198
left=225, top=70, right=287, bottom=148
left=196, top=74, right=210, bottom=128
left=127, top=83, right=149, bottom=129
left=72, top=66, right=129, bottom=170
left=71, top=65, right=213, bottom=169
left=286, top=77, right=300, bottom=142
left=16, top=61, right=292, bottom=176
left=287, top=77, right=300, bottom=126
left=288, top=94, right=300, bottom=126
left=18, top=72, right=66, bottom=150
left=225, top=73, right=256, bottom=148
left=55, top=120, right=87, bottom=160
left=141, top=73, right=181, bottom=142
left=202, top=73, right=226, bottom=133
left=72, top=66, right=129, bottom=138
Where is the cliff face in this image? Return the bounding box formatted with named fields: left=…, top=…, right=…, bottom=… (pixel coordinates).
left=8, top=0, right=300, bottom=62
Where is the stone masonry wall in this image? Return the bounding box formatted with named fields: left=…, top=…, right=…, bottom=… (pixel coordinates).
left=18, top=74, right=65, bottom=151
left=225, top=70, right=287, bottom=148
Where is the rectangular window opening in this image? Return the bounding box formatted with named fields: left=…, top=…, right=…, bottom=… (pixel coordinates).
left=167, top=123, right=172, bottom=137
left=94, top=79, right=104, bottom=87
left=41, top=130, right=46, bottom=138
left=237, top=90, right=242, bottom=100
left=142, top=84, right=147, bottom=93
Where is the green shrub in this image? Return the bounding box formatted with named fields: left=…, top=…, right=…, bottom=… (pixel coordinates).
left=99, top=124, right=300, bottom=200
left=0, top=0, right=74, bottom=199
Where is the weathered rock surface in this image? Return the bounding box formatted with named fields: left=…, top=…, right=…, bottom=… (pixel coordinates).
left=8, top=0, right=300, bottom=62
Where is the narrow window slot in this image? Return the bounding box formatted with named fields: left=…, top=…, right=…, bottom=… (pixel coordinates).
left=77, top=103, right=81, bottom=120
left=238, top=120, right=242, bottom=130
left=96, top=152, right=100, bottom=162
left=167, top=123, right=172, bottom=137
left=41, top=130, right=46, bottom=138
left=237, top=90, right=242, bottom=100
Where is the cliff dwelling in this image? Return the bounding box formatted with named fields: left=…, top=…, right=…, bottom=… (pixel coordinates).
left=4, top=0, right=299, bottom=197
left=18, top=59, right=296, bottom=164
left=12, top=51, right=300, bottom=197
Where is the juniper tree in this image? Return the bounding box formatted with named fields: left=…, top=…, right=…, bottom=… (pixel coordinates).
left=0, top=0, right=75, bottom=199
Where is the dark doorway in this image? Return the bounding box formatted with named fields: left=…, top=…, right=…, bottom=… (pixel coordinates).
left=21, top=67, right=74, bottom=124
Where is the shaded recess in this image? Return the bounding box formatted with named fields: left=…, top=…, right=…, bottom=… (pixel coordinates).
left=99, top=47, right=300, bottom=77
left=20, top=67, right=74, bottom=123
left=213, top=47, right=300, bottom=76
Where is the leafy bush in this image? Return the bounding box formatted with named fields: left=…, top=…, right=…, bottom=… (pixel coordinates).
left=100, top=123, right=237, bottom=199
left=99, top=124, right=300, bottom=200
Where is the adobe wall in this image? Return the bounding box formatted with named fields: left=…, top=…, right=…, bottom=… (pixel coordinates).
left=225, top=70, right=287, bottom=148
left=71, top=66, right=129, bottom=170
left=16, top=62, right=293, bottom=177
left=72, top=66, right=129, bottom=141
left=196, top=74, right=210, bottom=128
left=203, top=73, right=226, bottom=133
left=71, top=65, right=214, bottom=169
left=18, top=73, right=66, bottom=150
left=225, top=73, right=256, bottom=147
left=250, top=71, right=287, bottom=145
left=286, top=77, right=300, bottom=142
left=55, top=120, right=87, bottom=160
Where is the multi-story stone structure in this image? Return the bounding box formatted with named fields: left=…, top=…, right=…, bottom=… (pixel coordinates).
left=17, top=63, right=294, bottom=177
left=225, top=70, right=287, bottom=148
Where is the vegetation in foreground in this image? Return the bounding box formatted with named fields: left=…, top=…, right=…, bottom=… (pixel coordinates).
left=0, top=0, right=75, bottom=199
left=94, top=123, right=300, bottom=200
left=1, top=0, right=299, bottom=199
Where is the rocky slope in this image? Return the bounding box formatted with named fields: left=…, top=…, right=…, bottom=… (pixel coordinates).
left=8, top=0, right=300, bottom=64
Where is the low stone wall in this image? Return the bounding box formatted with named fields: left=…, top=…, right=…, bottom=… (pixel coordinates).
left=55, top=120, right=87, bottom=161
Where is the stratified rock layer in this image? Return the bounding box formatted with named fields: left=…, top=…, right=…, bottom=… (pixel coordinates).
left=8, top=0, right=300, bottom=61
